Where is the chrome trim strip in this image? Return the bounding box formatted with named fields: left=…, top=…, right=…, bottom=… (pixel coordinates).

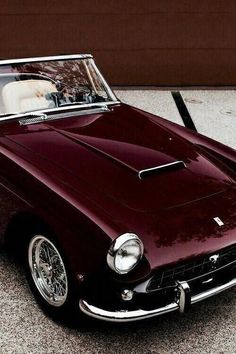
left=79, top=277, right=236, bottom=322
left=191, top=278, right=236, bottom=304
left=0, top=101, right=120, bottom=123
left=19, top=106, right=110, bottom=125
left=0, top=54, right=93, bottom=66
left=79, top=299, right=178, bottom=323
left=138, top=161, right=186, bottom=179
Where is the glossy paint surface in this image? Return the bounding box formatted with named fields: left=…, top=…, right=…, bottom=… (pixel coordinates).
left=0, top=103, right=235, bottom=283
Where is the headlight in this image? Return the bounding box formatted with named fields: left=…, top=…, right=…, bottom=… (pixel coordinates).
left=107, top=233, right=144, bottom=274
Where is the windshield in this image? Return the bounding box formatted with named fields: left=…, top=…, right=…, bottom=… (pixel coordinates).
left=0, top=57, right=117, bottom=116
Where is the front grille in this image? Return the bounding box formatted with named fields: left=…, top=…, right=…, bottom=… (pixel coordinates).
left=147, top=244, right=236, bottom=292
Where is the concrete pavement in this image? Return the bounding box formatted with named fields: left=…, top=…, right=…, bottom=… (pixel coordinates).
left=116, top=89, right=236, bottom=149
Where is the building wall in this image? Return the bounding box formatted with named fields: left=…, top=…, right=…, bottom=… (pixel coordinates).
left=0, top=0, right=236, bottom=85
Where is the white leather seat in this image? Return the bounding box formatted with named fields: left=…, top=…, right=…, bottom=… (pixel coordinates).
left=2, top=79, right=57, bottom=113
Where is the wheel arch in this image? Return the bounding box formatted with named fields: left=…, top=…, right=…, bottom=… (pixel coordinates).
left=4, top=207, right=113, bottom=279
left=4, top=211, right=55, bottom=255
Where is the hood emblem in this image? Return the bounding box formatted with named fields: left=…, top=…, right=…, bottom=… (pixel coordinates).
left=213, top=217, right=224, bottom=227
left=209, top=254, right=220, bottom=264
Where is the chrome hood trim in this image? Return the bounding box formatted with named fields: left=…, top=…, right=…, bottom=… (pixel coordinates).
left=138, top=161, right=186, bottom=179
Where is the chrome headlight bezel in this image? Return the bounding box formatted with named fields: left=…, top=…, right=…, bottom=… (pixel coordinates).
left=107, top=233, right=144, bottom=274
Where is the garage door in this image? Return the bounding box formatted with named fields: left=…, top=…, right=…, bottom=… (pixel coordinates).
left=0, top=0, right=236, bottom=86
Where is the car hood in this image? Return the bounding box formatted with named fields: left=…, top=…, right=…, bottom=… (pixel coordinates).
left=6, top=104, right=234, bottom=213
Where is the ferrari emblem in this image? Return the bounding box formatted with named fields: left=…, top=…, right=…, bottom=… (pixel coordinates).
left=209, top=254, right=220, bottom=264
left=213, top=217, right=224, bottom=227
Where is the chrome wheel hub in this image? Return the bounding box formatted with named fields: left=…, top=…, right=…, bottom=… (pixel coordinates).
left=28, top=235, right=68, bottom=307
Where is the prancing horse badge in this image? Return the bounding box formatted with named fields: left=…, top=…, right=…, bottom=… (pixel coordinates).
left=213, top=217, right=224, bottom=227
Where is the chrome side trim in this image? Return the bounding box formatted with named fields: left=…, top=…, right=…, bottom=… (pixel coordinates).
left=0, top=54, right=93, bottom=66
left=138, top=161, right=186, bottom=179
left=79, top=277, right=236, bottom=322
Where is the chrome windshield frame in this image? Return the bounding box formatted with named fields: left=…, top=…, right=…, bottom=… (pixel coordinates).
left=0, top=54, right=93, bottom=66
left=92, top=60, right=117, bottom=103
left=0, top=54, right=119, bottom=121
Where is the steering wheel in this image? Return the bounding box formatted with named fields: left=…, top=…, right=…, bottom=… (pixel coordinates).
left=45, top=81, right=95, bottom=107
left=56, top=81, right=92, bottom=96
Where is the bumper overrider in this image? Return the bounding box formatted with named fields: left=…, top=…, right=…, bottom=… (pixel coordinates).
left=79, top=277, right=236, bottom=322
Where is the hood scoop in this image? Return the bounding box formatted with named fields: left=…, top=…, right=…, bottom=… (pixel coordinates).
left=138, top=161, right=186, bottom=179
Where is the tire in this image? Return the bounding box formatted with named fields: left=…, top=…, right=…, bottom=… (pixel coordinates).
left=25, top=230, right=82, bottom=326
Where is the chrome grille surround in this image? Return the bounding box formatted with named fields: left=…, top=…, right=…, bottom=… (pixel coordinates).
left=147, top=244, right=236, bottom=292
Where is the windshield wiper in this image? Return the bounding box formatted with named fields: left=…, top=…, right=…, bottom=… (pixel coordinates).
left=0, top=102, right=112, bottom=125
left=58, top=101, right=108, bottom=108
left=18, top=104, right=109, bottom=125
left=18, top=112, right=48, bottom=125
left=0, top=112, right=48, bottom=124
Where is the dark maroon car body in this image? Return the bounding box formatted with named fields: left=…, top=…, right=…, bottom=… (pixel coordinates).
left=0, top=56, right=235, bottom=322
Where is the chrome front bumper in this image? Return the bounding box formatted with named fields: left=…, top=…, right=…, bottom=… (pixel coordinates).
left=79, top=277, right=236, bottom=322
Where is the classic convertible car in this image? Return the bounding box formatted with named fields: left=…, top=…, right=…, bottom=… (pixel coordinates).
left=0, top=54, right=235, bottom=324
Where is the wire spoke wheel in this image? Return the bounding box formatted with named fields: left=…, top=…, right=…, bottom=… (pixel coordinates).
left=28, top=235, right=68, bottom=307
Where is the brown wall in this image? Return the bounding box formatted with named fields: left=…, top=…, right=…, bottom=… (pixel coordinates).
left=1, top=1, right=236, bottom=86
